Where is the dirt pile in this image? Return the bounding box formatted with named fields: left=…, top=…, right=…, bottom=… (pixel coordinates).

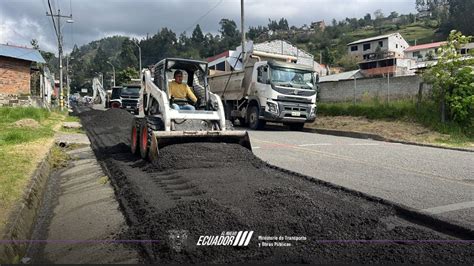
left=78, top=107, right=474, bottom=264
left=14, top=118, right=39, bottom=128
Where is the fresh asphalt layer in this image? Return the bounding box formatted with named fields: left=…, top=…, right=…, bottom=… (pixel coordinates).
left=247, top=127, right=474, bottom=229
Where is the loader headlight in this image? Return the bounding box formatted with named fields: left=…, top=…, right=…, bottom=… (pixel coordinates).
left=267, top=102, right=279, bottom=114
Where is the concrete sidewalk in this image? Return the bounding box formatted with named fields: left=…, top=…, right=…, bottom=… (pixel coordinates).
left=27, top=135, right=139, bottom=264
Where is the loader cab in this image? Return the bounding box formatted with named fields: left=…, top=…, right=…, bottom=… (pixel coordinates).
left=153, top=58, right=209, bottom=110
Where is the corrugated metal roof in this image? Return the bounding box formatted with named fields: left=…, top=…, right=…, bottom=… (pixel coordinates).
left=0, top=44, right=46, bottom=63
left=347, top=33, right=399, bottom=46
left=319, top=70, right=361, bottom=82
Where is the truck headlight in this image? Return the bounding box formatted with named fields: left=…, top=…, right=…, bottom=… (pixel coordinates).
left=310, top=106, right=316, bottom=117
left=267, top=102, right=279, bottom=114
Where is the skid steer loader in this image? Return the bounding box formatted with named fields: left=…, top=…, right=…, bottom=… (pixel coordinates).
left=130, top=58, right=252, bottom=162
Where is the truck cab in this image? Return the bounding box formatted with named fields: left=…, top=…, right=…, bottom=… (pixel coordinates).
left=208, top=59, right=318, bottom=130
left=252, top=60, right=318, bottom=130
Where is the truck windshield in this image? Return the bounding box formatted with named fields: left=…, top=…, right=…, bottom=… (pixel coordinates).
left=271, top=67, right=314, bottom=89
left=121, top=87, right=140, bottom=96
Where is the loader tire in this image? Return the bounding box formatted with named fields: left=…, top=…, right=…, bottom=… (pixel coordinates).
left=139, top=119, right=149, bottom=159
left=146, top=117, right=164, bottom=163
left=130, top=118, right=143, bottom=155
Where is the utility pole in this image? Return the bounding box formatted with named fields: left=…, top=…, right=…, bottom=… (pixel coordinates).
left=107, top=61, right=116, bottom=86
left=240, top=0, right=245, bottom=61
left=66, top=55, right=73, bottom=106
left=133, top=41, right=142, bottom=77
left=46, top=6, right=73, bottom=111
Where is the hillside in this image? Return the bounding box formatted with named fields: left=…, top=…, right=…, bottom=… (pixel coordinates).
left=66, top=16, right=443, bottom=92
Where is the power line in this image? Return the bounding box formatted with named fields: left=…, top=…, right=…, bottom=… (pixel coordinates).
left=183, top=0, right=224, bottom=33
left=47, top=0, right=59, bottom=40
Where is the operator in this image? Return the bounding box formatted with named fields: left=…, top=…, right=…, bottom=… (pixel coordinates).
left=169, top=70, right=197, bottom=110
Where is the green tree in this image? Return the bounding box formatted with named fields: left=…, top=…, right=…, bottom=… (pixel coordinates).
left=446, top=0, right=474, bottom=36
left=191, top=24, right=205, bottom=44
left=119, top=39, right=138, bottom=70
left=219, top=19, right=238, bottom=38
left=423, top=30, right=474, bottom=127
left=116, top=67, right=139, bottom=85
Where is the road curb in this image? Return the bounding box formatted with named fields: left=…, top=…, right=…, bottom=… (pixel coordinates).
left=0, top=143, right=54, bottom=264
left=266, top=163, right=474, bottom=240
left=305, top=128, right=474, bottom=153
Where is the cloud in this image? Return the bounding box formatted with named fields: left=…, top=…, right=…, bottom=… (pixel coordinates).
left=0, top=0, right=416, bottom=54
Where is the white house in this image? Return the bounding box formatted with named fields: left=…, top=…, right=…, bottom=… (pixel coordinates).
left=347, top=33, right=409, bottom=62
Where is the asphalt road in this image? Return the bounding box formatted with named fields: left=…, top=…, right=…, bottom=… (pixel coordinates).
left=247, top=127, right=474, bottom=229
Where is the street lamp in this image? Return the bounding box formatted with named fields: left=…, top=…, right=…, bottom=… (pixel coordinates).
left=107, top=61, right=116, bottom=86
left=133, top=41, right=142, bottom=77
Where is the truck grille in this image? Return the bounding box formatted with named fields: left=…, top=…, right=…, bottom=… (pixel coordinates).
left=284, top=106, right=308, bottom=112
left=122, top=99, right=138, bottom=107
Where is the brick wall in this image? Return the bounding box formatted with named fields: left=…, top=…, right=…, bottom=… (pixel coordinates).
left=0, top=56, right=31, bottom=95
left=319, top=75, right=433, bottom=103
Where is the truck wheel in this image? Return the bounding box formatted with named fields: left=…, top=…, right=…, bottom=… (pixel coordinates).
left=139, top=120, right=149, bottom=159
left=248, top=105, right=266, bottom=130
left=287, top=123, right=305, bottom=131
left=130, top=119, right=141, bottom=155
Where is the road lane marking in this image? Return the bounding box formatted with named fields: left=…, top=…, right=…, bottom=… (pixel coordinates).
left=252, top=138, right=474, bottom=187
left=298, top=143, right=332, bottom=147
left=349, top=143, right=380, bottom=146
left=421, top=201, right=474, bottom=214
left=253, top=146, right=261, bottom=149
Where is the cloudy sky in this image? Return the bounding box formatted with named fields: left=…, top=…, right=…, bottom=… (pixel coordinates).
left=0, top=0, right=416, bottom=54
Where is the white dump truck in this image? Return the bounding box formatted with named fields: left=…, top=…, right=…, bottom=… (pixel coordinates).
left=208, top=56, right=318, bottom=130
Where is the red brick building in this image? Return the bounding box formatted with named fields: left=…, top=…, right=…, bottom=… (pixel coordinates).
left=0, top=44, right=46, bottom=95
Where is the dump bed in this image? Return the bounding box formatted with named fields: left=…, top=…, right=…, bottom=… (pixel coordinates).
left=208, top=65, right=254, bottom=101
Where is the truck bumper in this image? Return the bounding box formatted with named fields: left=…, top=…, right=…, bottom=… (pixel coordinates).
left=260, top=102, right=316, bottom=123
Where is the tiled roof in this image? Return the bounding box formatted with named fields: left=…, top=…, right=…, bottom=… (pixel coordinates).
left=405, top=41, right=446, bottom=52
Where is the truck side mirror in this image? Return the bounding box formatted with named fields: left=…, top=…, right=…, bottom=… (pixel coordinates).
left=257, top=66, right=270, bottom=84
left=257, top=68, right=263, bottom=83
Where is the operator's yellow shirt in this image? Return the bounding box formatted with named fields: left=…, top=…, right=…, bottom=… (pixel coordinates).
left=169, top=81, right=197, bottom=103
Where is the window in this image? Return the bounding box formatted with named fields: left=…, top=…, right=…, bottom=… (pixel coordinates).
left=216, top=62, right=225, bottom=71
left=396, top=44, right=399, bottom=48
left=351, top=45, right=358, bottom=51
left=461, top=48, right=467, bottom=55
left=363, top=43, right=371, bottom=51
left=413, top=51, right=421, bottom=58
left=378, top=41, right=383, bottom=47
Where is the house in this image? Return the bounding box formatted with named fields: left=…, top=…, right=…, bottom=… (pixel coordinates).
left=347, top=33, right=409, bottom=61
left=405, top=41, right=446, bottom=62
left=310, top=20, right=326, bottom=31
left=460, top=42, right=474, bottom=56
left=347, top=33, right=413, bottom=77
left=0, top=43, right=45, bottom=95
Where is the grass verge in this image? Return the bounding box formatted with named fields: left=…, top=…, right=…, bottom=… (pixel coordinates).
left=0, top=107, right=73, bottom=231
left=314, top=100, right=474, bottom=147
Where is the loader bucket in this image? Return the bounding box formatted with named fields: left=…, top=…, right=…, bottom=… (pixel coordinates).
left=152, top=130, right=252, bottom=151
